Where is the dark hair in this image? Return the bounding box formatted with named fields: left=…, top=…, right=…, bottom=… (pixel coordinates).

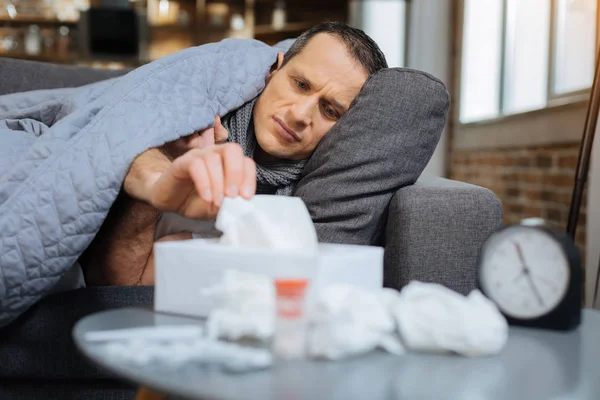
left=281, top=21, right=388, bottom=75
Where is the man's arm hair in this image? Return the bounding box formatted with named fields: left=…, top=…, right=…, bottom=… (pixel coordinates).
left=79, top=190, right=161, bottom=286
left=81, top=145, right=173, bottom=286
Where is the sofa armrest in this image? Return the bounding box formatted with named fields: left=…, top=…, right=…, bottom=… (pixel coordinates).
left=384, top=177, right=503, bottom=295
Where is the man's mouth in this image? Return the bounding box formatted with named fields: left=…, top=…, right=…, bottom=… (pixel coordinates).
left=273, top=117, right=301, bottom=143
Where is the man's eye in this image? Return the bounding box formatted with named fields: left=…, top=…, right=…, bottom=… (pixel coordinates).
left=323, top=105, right=337, bottom=118
left=295, top=80, right=307, bottom=90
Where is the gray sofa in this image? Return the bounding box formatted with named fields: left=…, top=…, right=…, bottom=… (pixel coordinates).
left=0, top=58, right=503, bottom=399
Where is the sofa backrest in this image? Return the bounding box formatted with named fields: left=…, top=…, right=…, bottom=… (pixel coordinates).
left=0, top=58, right=130, bottom=96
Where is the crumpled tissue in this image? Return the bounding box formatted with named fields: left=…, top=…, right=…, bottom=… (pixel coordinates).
left=203, top=269, right=275, bottom=341
left=93, top=332, right=272, bottom=373
left=390, top=281, right=508, bottom=357
left=204, top=274, right=508, bottom=359
left=202, top=274, right=406, bottom=360
left=215, top=196, right=318, bottom=252
left=307, top=284, right=405, bottom=360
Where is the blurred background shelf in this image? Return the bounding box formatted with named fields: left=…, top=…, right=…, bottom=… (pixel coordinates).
left=0, top=0, right=349, bottom=68
left=0, top=15, right=77, bottom=25
left=253, top=21, right=312, bottom=36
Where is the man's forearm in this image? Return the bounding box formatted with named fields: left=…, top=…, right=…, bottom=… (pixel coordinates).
left=82, top=147, right=174, bottom=286
left=124, top=147, right=172, bottom=203
left=80, top=191, right=161, bottom=286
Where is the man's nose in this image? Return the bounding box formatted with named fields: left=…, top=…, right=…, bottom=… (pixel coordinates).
left=289, top=97, right=315, bottom=129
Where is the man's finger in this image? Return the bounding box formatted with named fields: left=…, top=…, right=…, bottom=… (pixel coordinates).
left=150, top=152, right=197, bottom=210
left=214, top=115, right=229, bottom=144
left=187, top=127, right=215, bottom=149
left=240, top=157, right=257, bottom=199
left=204, top=152, right=225, bottom=206
left=201, top=127, right=216, bottom=147
left=221, top=143, right=244, bottom=198
left=188, top=158, right=212, bottom=203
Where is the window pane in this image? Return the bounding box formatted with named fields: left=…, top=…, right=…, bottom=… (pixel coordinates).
left=460, top=0, right=503, bottom=123
left=503, top=0, right=551, bottom=114
left=554, top=0, right=597, bottom=95
left=348, top=0, right=406, bottom=68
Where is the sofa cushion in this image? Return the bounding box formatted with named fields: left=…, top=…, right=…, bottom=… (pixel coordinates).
left=0, top=286, right=153, bottom=379
left=0, top=58, right=129, bottom=96
left=294, top=68, right=450, bottom=245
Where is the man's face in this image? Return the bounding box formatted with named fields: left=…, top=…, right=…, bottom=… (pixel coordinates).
left=253, top=33, right=369, bottom=161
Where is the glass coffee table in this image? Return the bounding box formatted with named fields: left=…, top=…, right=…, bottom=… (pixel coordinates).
left=73, top=307, right=600, bottom=400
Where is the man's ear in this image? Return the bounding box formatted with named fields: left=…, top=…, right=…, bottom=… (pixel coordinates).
left=267, top=52, right=285, bottom=80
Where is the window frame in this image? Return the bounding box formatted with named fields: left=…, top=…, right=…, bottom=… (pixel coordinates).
left=548, top=0, right=599, bottom=101
left=458, top=0, right=599, bottom=127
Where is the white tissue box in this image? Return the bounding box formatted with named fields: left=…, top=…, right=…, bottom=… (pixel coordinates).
left=154, top=239, right=384, bottom=319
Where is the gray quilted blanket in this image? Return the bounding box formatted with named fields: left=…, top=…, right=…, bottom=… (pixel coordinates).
left=0, top=38, right=279, bottom=327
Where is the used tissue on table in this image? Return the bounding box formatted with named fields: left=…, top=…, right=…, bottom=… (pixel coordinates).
left=307, top=284, right=405, bottom=360
left=308, top=281, right=507, bottom=358
left=201, top=274, right=405, bottom=357
left=154, top=195, right=384, bottom=318
left=203, top=269, right=275, bottom=341
left=391, top=281, right=508, bottom=357
left=92, top=329, right=272, bottom=373
left=204, top=274, right=507, bottom=359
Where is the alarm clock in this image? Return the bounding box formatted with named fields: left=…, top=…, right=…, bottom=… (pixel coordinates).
left=477, top=218, right=581, bottom=331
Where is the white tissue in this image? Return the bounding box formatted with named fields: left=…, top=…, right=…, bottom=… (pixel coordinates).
left=392, top=281, right=508, bottom=357
left=84, top=326, right=203, bottom=342
left=204, top=275, right=508, bottom=360
left=203, top=269, right=275, bottom=341
left=216, top=196, right=318, bottom=251
left=307, top=284, right=405, bottom=360
left=97, top=334, right=272, bottom=373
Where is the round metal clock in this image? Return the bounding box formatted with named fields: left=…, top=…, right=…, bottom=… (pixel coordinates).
left=478, top=218, right=581, bottom=331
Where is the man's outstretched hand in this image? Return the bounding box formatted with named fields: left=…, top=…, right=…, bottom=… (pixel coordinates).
left=124, top=143, right=256, bottom=220
left=150, top=144, right=256, bottom=219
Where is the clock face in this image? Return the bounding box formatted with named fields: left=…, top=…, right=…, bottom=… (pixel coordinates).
left=479, top=226, right=570, bottom=319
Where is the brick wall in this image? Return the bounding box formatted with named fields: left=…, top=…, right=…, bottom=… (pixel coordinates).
left=450, top=144, right=587, bottom=255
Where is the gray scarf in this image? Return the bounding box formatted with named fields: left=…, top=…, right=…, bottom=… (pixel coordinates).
left=222, top=98, right=306, bottom=196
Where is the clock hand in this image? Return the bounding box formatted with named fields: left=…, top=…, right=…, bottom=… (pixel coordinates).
left=513, top=242, right=545, bottom=307
left=525, top=270, right=545, bottom=307
left=514, top=242, right=528, bottom=268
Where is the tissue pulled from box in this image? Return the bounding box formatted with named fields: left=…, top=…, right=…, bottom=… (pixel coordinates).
left=204, top=272, right=508, bottom=359
left=215, top=196, right=319, bottom=251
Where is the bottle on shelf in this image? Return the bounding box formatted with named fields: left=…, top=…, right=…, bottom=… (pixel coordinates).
left=24, top=25, right=41, bottom=56
left=271, top=0, right=287, bottom=31
left=229, top=13, right=248, bottom=39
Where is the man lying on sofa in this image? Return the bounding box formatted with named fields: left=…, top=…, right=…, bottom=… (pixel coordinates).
left=80, top=22, right=389, bottom=285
